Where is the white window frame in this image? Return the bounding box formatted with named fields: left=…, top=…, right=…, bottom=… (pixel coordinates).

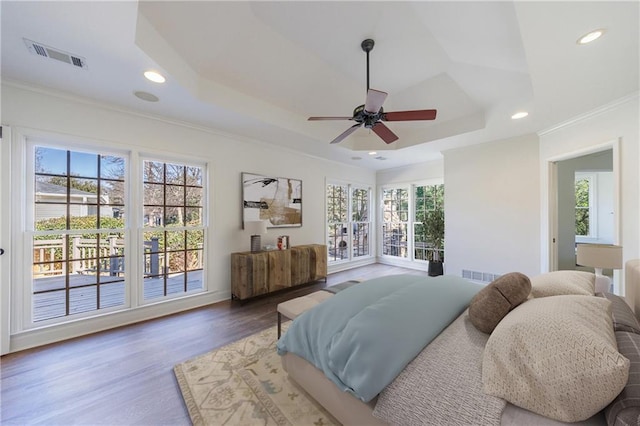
left=326, top=180, right=372, bottom=265
left=380, top=185, right=411, bottom=260
left=379, top=178, right=444, bottom=267
left=10, top=131, right=210, bottom=334
left=138, top=154, right=208, bottom=306
left=575, top=172, right=598, bottom=241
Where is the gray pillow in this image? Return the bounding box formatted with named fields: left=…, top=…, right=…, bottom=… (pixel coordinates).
left=605, top=331, right=640, bottom=426
left=468, top=272, right=531, bottom=334
left=599, top=292, right=640, bottom=334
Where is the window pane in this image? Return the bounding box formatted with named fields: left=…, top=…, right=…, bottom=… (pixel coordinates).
left=166, top=184, right=184, bottom=206
left=142, top=160, right=206, bottom=301
left=100, top=180, right=125, bottom=206
left=352, top=189, right=369, bottom=222
left=165, top=207, right=183, bottom=226
left=327, top=223, right=348, bottom=261
left=186, top=186, right=203, bottom=206
left=166, top=230, right=185, bottom=250
left=33, top=290, right=66, bottom=322
left=186, top=250, right=203, bottom=271
left=144, top=183, right=164, bottom=205
left=35, top=146, right=67, bottom=175
left=185, top=207, right=202, bottom=226
left=353, top=223, right=369, bottom=258
left=186, top=166, right=202, bottom=186
left=166, top=164, right=185, bottom=185
left=186, top=230, right=204, bottom=249
left=32, top=146, right=127, bottom=323
left=100, top=156, right=125, bottom=180
left=186, top=270, right=204, bottom=291
left=69, top=286, right=98, bottom=315
left=143, top=207, right=164, bottom=227
left=143, top=161, right=164, bottom=183
left=70, top=152, right=98, bottom=178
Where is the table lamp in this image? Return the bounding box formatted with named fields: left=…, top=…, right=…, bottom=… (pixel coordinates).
left=576, top=244, right=623, bottom=293
left=246, top=220, right=268, bottom=252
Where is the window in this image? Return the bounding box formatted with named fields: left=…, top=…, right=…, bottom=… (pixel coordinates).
left=381, top=182, right=444, bottom=264
left=381, top=188, right=409, bottom=258
left=351, top=188, right=370, bottom=258
left=32, top=146, right=126, bottom=322
left=142, top=160, right=205, bottom=300
left=575, top=175, right=592, bottom=237
left=23, top=140, right=208, bottom=329
left=326, top=183, right=371, bottom=263
left=413, top=184, right=445, bottom=262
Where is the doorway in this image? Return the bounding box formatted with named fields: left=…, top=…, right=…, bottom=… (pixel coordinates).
left=547, top=143, right=621, bottom=291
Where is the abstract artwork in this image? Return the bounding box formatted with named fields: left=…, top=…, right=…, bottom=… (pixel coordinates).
left=242, top=173, right=302, bottom=228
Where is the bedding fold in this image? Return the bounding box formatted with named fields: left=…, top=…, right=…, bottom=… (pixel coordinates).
left=276, top=274, right=482, bottom=402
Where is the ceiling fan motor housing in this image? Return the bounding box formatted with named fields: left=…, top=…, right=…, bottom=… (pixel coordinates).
left=353, top=104, right=383, bottom=129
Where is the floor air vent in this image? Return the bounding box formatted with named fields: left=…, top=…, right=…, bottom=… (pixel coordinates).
left=23, top=38, right=88, bottom=70
left=462, top=269, right=501, bottom=283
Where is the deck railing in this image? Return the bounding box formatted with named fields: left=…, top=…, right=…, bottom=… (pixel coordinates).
left=33, top=237, right=203, bottom=278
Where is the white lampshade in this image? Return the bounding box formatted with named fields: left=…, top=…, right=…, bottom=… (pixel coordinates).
left=245, top=220, right=268, bottom=235
left=576, top=244, right=623, bottom=269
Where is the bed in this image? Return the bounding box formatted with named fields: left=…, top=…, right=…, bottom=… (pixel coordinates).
left=277, top=261, right=640, bottom=426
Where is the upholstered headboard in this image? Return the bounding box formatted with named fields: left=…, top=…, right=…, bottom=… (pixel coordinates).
left=627, top=259, right=640, bottom=317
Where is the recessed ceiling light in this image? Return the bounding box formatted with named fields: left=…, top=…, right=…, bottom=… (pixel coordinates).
left=144, top=70, right=166, bottom=83
left=511, top=111, right=528, bottom=120
left=577, top=29, right=605, bottom=45
left=368, top=151, right=377, bottom=155
left=134, top=91, right=159, bottom=102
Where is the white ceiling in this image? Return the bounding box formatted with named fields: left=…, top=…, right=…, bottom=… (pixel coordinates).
left=2, top=1, right=638, bottom=170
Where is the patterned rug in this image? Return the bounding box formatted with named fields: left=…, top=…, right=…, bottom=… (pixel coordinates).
left=174, top=325, right=339, bottom=426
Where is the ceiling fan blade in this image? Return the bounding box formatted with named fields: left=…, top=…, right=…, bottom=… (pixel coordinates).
left=308, top=116, right=352, bottom=121
left=364, top=89, right=388, bottom=114
left=384, top=109, right=437, bottom=121
left=372, top=122, right=399, bottom=144
left=330, top=123, right=362, bottom=144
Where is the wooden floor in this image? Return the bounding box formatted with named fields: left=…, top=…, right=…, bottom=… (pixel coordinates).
left=0, top=263, right=427, bottom=425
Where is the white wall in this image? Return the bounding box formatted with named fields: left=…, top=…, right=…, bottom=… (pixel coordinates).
left=539, top=94, right=639, bottom=295
left=1, top=83, right=376, bottom=351
left=443, top=134, right=541, bottom=278
left=376, top=159, right=444, bottom=185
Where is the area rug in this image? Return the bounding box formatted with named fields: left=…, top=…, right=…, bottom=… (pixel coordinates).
left=174, top=325, right=338, bottom=426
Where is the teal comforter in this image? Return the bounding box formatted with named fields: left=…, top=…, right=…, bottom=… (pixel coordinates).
left=276, top=274, right=482, bottom=402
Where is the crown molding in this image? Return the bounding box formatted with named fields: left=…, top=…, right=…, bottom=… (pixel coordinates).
left=538, top=91, right=639, bottom=137
left=2, top=79, right=371, bottom=172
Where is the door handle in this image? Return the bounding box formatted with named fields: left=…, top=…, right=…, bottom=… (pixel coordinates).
left=0, top=248, right=4, bottom=255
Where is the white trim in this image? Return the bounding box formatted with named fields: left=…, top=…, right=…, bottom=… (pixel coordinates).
left=1, top=126, right=12, bottom=355
left=538, top=92, right=639, bottom=136
left=3, top=80, right=370, bottom=173
left=542, top=139, right=622, bottom=292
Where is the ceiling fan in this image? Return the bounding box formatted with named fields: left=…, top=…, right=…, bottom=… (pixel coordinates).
left=308, top=39, right=437, bottom=145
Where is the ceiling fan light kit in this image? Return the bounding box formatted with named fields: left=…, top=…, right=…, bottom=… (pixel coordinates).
left=308, top=39, right=437, bottom=145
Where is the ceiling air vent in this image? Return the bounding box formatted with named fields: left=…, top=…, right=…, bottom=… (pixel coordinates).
left=23, top=38, right=88, bottom=70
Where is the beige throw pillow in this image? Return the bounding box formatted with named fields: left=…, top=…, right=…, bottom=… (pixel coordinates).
left=530, top=270, right=595, bottom=297
left=482, top=295, right=629, bottom=422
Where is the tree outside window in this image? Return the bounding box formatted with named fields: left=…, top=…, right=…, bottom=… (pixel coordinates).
left=575, top=177, right=591, bottom=236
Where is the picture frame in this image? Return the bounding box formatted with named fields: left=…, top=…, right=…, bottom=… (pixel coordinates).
left=242, top=172, right=302, bottom=228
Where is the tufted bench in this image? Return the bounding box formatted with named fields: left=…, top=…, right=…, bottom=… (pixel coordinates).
left=276, top=279, right=364, bottom=338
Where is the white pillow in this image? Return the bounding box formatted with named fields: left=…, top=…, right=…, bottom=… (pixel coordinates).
left=530, top=270, right=594, bottom=297
left=482, top=295, right=629, bottom=422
